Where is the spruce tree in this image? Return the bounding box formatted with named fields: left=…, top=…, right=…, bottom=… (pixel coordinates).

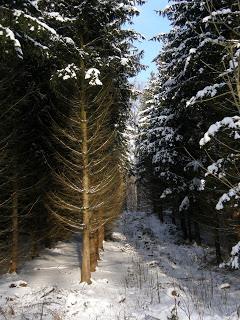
left=138, top=0, right=240, bottom=260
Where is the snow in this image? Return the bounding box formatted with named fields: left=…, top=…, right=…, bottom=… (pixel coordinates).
left=46, top=12, right=76, bottom=22
left=13, top=10, right=58, bottom=37
left=120, top=57, right=129, bottom=66
left=232, top=242, right=240, bottom=256
left=179, top=196, right=189, bottom=212
left=0, top=211, right=239, bottom=319
left=160, top=188, right=172, bottom=199
left=56, top=64, right=79, bottom=81
left=203, top=9, right=233, bottom=23
left=85, top=68, right=103, bottom=86
left=0, top=25, right=23, bottom=59
left=200, top=116, right=240, bottom=146
left=220, top=242, right=240, bottom=270
left=186, top=83, right=225, bottom=107
left=206, top=159, right=224, bottom=177
left=219, top=283, right=231, bottom=290
left=29, top=0, right=40, bottom=10
left=216, top=183, right=240, bottom=210
left=24, top=34, right=49, bottom=52
left=189, top=48, right=196, bottom=54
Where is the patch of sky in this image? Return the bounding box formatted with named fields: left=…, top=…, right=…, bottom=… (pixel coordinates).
left=130, top=0, right=170, bottom=85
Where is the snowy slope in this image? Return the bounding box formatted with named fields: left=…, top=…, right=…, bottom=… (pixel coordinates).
left=0, top=212, right=239, bottom=320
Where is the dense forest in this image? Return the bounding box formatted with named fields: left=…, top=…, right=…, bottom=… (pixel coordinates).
left=137, top=0, right=240, bottom=268
left=0, top=0, right=145, bottom=283
left=0, top=0, right=239, bottom=293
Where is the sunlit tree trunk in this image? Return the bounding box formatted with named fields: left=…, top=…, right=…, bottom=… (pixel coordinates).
left=80, top=100, right=91, bottom=284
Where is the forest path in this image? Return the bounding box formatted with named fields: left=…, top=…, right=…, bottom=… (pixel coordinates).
left=0, top=212, right=239, bottom=320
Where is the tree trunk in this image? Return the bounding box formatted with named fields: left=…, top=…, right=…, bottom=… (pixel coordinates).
left=158, top=205, right=164, bottom=223
left=194, top=221, right=201, bottom=245
left=30, top=231, right=39, bottom=259
left=214, top=213, right=223, bottom=264
left=180, top=213, right=188, bottom=240
left=80, top=107, right=91, bottom=284
left=9, top=179, right=18, bottom=273
left=214, top=228, right=222, bottom=264
left=95, top=228, right=100, bottom=261
left=171, top=208, right=176, bottom=225
left=90, top=233, right=97, bottom=272
left=98, top=209, right=104, bottom=251
left=187, top=212, right=192, bottom=242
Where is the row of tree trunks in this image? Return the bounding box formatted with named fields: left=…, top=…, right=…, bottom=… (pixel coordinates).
left=179, top=211, right=202, bottom=245
left=179, top=210, right=223, bottom=263
left=8, top=183, right=106, bottom=278
left=89, top=210, right=105, bottom=273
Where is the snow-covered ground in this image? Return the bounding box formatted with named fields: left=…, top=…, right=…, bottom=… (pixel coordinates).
left=0, top=211, right=239, bottom=320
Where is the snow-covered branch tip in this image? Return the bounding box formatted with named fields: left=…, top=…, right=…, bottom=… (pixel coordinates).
left=55, top=63, right=80, bottom=81
left=0, top=24, right=23, bottom=59
left=220, top=241, right=240, bottom=269
left=216, top=183, right=240, bottom=211
left=200, top=116, right=240, bottom=147
left=85, top=68, right=102, bottom=86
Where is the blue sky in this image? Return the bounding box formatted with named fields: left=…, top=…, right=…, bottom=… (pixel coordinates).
left=131, top=0, right=170, bottom=84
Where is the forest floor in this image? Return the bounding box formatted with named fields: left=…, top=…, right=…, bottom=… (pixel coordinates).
left=0, top=211, right=239, bottom=320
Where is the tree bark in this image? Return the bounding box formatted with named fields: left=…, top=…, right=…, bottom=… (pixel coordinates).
left=214, top=228, right=222, bottom=264
left=214, top=213, right=223, bottom=264
left=187, top=212, right=192, bottom=242
left=158, top=205, right=164, bottom=223
left=171, top=208, right=176, bottom=225
left=98, top=209, right=104, bottom=251
left=90, top=233, right=97, bottom=272
left=80, top=106, right=91, bottom=284
left=180, top=213, right=188, bottom=240
left=95, top=229, right=100, bottom=261
left=30, top=231, right=39, bottom=259
left=194, top=221, right=201, bottom=245
left=9, top=179, right=18, bottom=273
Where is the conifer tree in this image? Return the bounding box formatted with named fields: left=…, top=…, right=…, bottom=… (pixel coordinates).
left=138, top=0, right=240, bottom=261
left=0, top=0, right=144, bottom=275
left=40, top=0, right=144, bottom=283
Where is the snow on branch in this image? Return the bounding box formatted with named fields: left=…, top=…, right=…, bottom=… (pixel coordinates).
left=29, top=0, right=40, bottom=10
left=205, top=159, right=224, bottom=177
left=160, top=188, right=172, bottom=199
left=45, top=11, right=77, bottom=23
left=13, top=9, right=58, bottom=37
left=186, top=83, right=225, bottom=107
left=55, top=64, right=79, bottom=81
left=220, top=47, right=240, bottom=76
left=0, top=24, right=23, bottom=59
left=220, top=241, right=240, bottom=269
left=216, top=183, right=240, bottom=211
left=200, top=116, right=240, bottom=146
left=85, top=68, right=102, bottom=86
left=203, top=9, right=240, bottom=23
left=179, top=196, right=189, bottom=212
